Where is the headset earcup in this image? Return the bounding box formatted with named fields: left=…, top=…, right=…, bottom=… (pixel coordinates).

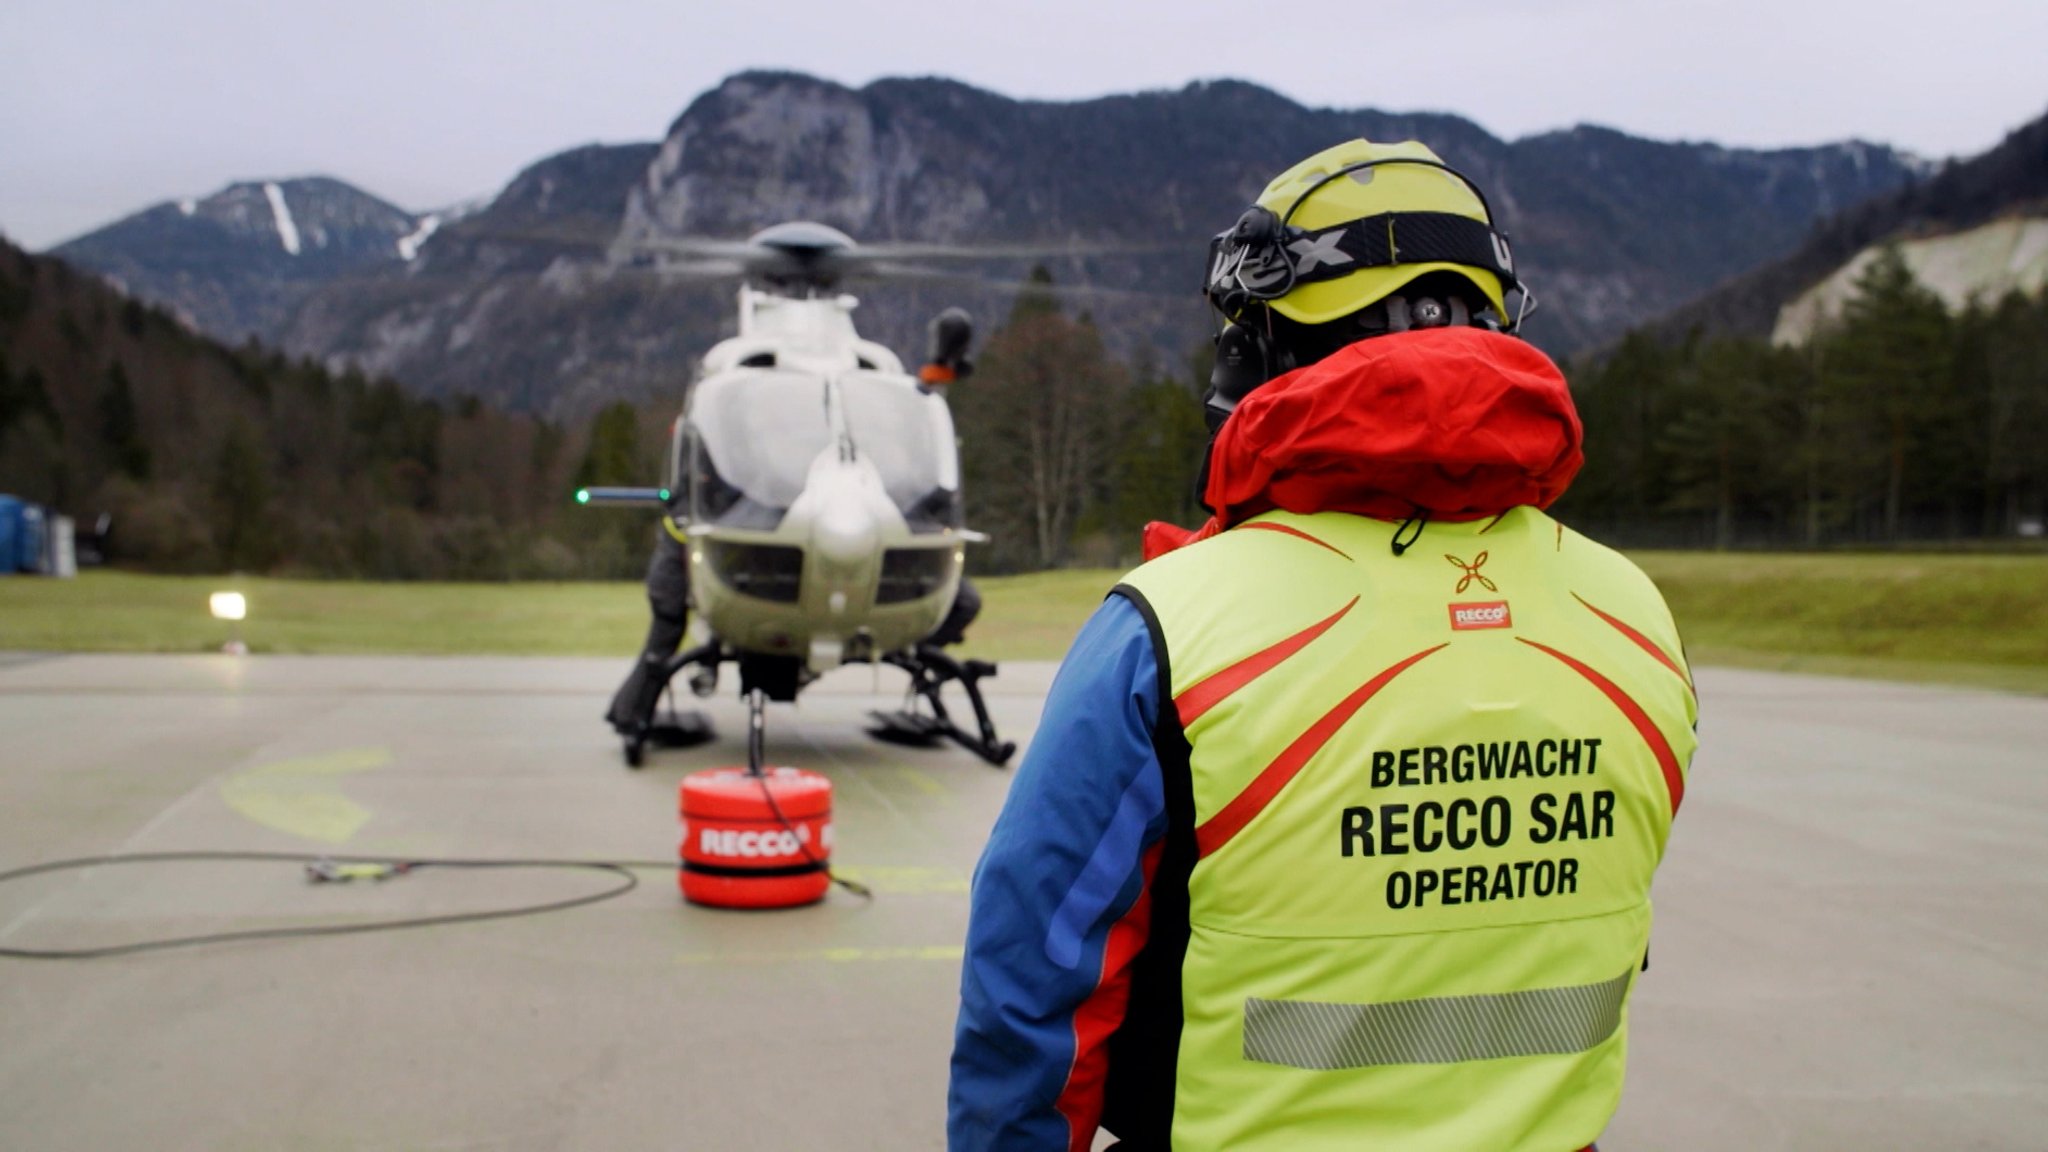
left=1206, top=323, right=1271, bottom=429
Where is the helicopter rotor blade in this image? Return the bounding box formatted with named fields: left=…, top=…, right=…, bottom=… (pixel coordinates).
left=624, top=236, right=783, bottom=261
left=432, top=220, right=1192, bottom=293
left=635, top=258, right=754, bottom=280
left=837, top=239, right=1180, bottom=262
left=857, top=261, right=1181, bottom=300
left=616, top=234, right=1177, bottom=265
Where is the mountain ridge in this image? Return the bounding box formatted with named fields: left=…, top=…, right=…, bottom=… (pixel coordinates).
left=1647, top=104, right=2048, bottom=345
left=52, top=176, right=422, bottom=342
left=49, top=71, right=1927, bottom=416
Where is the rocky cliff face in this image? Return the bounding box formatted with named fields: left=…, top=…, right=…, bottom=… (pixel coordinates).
left=604, top=75, right=1920, bottom=347
left=76, top=72, right=1926, bottom=417
left=52, top=177, right=422, bottom=342
left=282, top=142, right=674, bottom=415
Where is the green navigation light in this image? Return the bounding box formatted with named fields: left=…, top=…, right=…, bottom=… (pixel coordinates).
left=659, top=488, right=671, bottom=502
left=575, top=488, right=591, bottom=505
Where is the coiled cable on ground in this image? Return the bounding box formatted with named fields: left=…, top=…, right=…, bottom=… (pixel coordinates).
left=0, top=851, right=684, bottom=961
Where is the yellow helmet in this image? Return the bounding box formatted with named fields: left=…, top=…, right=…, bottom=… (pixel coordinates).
left=1205, top=139, right=1522, bottom=328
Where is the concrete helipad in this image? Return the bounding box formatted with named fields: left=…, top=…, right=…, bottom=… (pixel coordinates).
left=1, top=653, right=2043, bottom=1150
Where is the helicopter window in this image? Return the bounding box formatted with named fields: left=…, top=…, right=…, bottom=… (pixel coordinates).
left=902, top=487, right=964, bottom=533
left=705, top=540, right=804, bottom=603
left=687, top=372, right=833, bottom=512
left=877, top=547, right=954, bottom=604
left=687, top=428, right=745, bottom=522
left=739, top=352, right=777, bottom=368
left=838, top=375, right=959, bottom=518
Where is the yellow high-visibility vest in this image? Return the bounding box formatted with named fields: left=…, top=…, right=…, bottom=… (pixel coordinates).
left=1115, top=506, right=1696, bottom=1151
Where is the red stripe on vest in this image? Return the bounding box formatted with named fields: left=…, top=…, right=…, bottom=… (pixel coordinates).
left=1195, top=645, right=1447, bottom=857
left=1518, top=638, right=1686, bottom=815
left=1175, top=597, right=1360, bottom=728
left=1054, top=839, right=1163, bottom=1152
left=1238, top=520, right=1355, bottom=561
left=1572, top=593, right=1693, bottom=692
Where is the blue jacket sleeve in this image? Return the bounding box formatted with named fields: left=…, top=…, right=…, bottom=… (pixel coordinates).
left=949, top=594, right=1166, bottom=1151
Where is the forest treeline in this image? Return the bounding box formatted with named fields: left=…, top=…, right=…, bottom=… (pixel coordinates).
left=1557, top=248, right=2048, bottom=547
left=950, top=251, right=2048, bottom=567
left=2, top=237, right=2043, bottom=581
left=0, top=240, right=658, bottom=579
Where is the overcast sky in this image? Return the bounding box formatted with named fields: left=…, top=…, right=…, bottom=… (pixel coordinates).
left=3, top=0, right=2044, bottom=249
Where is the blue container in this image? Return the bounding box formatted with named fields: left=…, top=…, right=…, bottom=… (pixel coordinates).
left=16, top=502, right=46, bottom=573
left=0, top=497, right=19, bottom=577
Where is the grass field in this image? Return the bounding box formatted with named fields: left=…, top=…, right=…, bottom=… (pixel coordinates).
left=2, top=553, right=2044, bottom=693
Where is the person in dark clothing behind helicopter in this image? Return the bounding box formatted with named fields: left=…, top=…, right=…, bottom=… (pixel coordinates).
left=605, top=308, right=983, bottom=738
left=915, top=307, right=982, bottom=646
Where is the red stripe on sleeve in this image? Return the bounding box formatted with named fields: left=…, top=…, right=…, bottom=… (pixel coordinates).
left=1053, top=840, right=1163, bottom=1152
left=1572, top=593, right=1693, bottom=692
left=1194, top=645, right=1447, bottom=857
left=1175, top=597, right=1359, bottom=728
left=1238, top=520, right=1355, bottom=560
left=1518, top=638, right=1686, bottom=815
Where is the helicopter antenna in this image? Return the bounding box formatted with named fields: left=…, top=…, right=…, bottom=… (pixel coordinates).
left=737, top=283, right=759, bottom=337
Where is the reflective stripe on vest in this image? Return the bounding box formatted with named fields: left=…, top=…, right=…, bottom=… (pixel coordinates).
left=1244, top=967, right=1634, bottom=1069
left=1116, top=506, right=1696, bottom=1152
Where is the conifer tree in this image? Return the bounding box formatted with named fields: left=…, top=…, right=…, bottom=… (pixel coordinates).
left=1658, top=339, right=1803, bottom=548
left=211, top=421, right=275, bottom=570
left=1106, top=346, right=1210, bottom=542
left=100, top=362, right=151, bottom=480
left=1819, top=247, right=1954, bottom=540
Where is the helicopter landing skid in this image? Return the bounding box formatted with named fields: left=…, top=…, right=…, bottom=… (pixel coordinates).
left=868, top=646, right=1017, bottom=768
left=622, top=709, right=714, bottom=770
left=647, top=709, right=715, bottom=747
left=622, top=640, right=1015, bottom=770
left=866, top=709, right=948, bottom=745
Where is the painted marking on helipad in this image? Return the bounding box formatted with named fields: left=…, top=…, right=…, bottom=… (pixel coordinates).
left=882, top=767, right=948, bottom=796
left=220, top=747, right=389, bottom=844
left=829, top=865, right=970, bottom=894
left=675, top=945, right=964, bottom=966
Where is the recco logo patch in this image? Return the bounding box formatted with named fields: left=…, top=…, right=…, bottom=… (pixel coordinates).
left=1449, top=601, right=1513, bottom=631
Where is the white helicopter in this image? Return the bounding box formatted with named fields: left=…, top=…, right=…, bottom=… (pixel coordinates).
left=581, top=222, right=1016, bottom=770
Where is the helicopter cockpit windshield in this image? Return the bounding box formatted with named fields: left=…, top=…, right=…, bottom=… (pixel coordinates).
left=838, top=374, right=962, bottom=531
left=684, top=370, right=963, bottom=533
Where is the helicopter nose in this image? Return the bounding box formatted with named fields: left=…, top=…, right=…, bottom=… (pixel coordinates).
left=813, top=501, right=880, bottom=569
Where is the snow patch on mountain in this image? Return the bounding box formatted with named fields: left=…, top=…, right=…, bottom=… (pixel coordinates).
left=263, top=182, right=302, bottom=256
left=397, top=214, right=441, bottom=260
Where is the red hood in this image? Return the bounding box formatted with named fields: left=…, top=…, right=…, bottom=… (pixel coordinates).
left=1203, top=326, right=1582, bottom=527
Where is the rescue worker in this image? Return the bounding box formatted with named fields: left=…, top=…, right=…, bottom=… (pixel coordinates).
left=915, top=307, right=982, bottom=649
left=948, top=140, right=1698, bottom=1151
left=605, top=308, right=983, bottom=738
